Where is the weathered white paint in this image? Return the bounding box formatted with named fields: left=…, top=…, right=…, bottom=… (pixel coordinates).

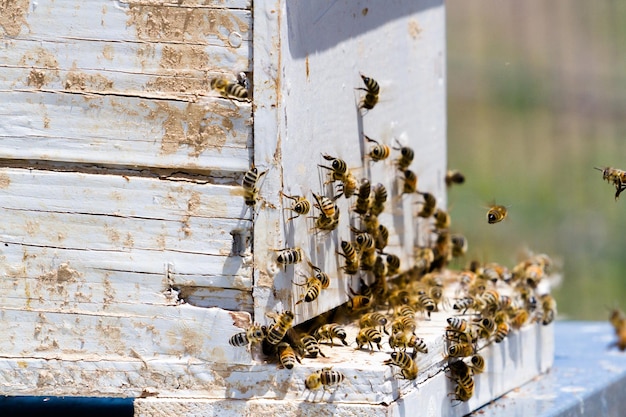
left=252, top=0, right=447, bottom=326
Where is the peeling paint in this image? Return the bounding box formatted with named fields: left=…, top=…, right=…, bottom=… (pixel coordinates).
left=0, top=0, right=30, bottom=37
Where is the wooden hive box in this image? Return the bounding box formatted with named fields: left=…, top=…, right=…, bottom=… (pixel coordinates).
left=0, top=1, right=553, bottom=416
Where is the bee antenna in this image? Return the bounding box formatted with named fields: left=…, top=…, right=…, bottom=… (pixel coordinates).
left=593, top=166, right=604, bottom=171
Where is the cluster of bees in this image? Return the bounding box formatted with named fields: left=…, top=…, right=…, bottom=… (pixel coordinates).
left=216, top=72, right=557, bottom=402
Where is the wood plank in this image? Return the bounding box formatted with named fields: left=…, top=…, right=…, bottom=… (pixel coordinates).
left=252, top=0, right=447, bottom=325
left=0, top=92, right=252, bottom=170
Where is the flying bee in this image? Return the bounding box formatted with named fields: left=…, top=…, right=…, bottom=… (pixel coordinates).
left=417, top=191, right=437, bottom=218
left=433, top=209, right=451, bottom=230
left=446, top=342, right=474, bottom=359
left=358, top=73, right=380, bottom=111
left=265, top=310, right=294, bottom=345
left=401, top=169, right=418, bottom=194
left=356, top=327, right=383, bottom=351
left=359, top=312, right=388, bottom=335
left=385, top=254, right=401, bottom=276
left=314, top=323, right=348, bottom=346
left=451, top=234, right=468, bottom=258
left=275, top=247, right=304, bottom=266
left=338, top=240, right=360, bottom=275
left=370, top=183, right=388, bottom=216
left=280, top=192, right=311, bottom=221
left=276, top=342, right=301, bottom=369
left=319, top=154, right=349, bottom=183
left=229, top=324, right=267, bottom=347
left=294, top=276, right=322, bottom=305
left=595, top=166, right=626, bottom=200
left=384, top=351, right=418, bottom=380
left=354, top=179, right=372, bottom=215
left=393, top=139, right=415, bottom=171
left=307, top=261, right=330, bottom=289
left=445, top=170, right=465, bottom=187
left=487, top=204, right=508, bottom=224
left=242, top=167, right=267, bottom=207
left=312, top=193, right=337, bottom=218
left=210, top=77, right=249, bottom=100
left=365, top=135, right=390, bottom=162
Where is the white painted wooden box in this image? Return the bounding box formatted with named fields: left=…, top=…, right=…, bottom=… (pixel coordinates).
left=0, top=1, right=553, bottom=416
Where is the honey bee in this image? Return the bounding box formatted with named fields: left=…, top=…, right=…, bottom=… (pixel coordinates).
left=242, top=167, right=267, bottom=207
left=277, top=342, right=301, bottom=369
left=356, top=327, right=383, bottom=351
left=451, top=234, right=468, bottom=258
left=370, top=183, right=388, bottom=216
left=373, top=255, right=388, bottom=283
left=540, top=294, right=557, bottom=325
left=280, top=192, right=311, bottom=221
left=389, top=331, right=428, bottom=356
left=354, top=179, right=372, bottom=215
left=509, top=308, right=530, bottom=330
left=595, top=166, right=626, bottom=200
left=384, top=351, right=418, bottom=380
left=358, top=73, right=380, bottom=111
left=391, top=315, right=417, bottom=334
left=315, top=323, right=348, bottom=346
left=448, top=360, right=474, bottom=402
left=375, top=224, right=389, bottom=251
left=417, top=192, right=437, bottom=218
left=312, top=193, right=337, bottom=218
left=494, top=321, right=510, bottom=343
left=265, top=310, right=294, bottom=345
left=474, top=317, right=496, bottom=340
left=314, top=206, right=340, bottom=232
left=393, top=140, right=415, bottom=171
left=299, top=334, right=326, bottom=358
left=319, top=154, right=349, bottom=183
left=305, top=371, right=323, bottom=391
left=359, top=312, right=388, bottom=335
left=210, top=77, right=249, bottom=100
left=453, top=297, right=476, bottom=314
left=609, top=307, right=626, bottom=351
left=236, top=71, right=250, bottom=90
left=338, top=240, right=360, bottom=275
left=352, top=228, right=376, bottom=252
left=446, top=342, right=474, bottom=358
left=414, top=247, right=434, bottom=272
left=385, top=254, right=401, bottom=276
left=401, top=169, right=418, bottom=194
left=307, top=261, right=330, bottom=289
left=445, top=170, right=465, bottom=187
left=468, top=354, right=485, bottom=375
left=294, top=276, right=322, bottom=305
left=433, top=209, right=451, bottom=230
left=487, top=204, right=508, bottom=224
left=319, top=367, right=346, bottom=390
left=348, top=294, right=372, bottom=312
left=338, top=172, right=358, bottom=199
left=276, top=247, right=304, bottom=266
left=229, top=324, right=267, bottom=347
left=365, top=135, right=391, bottom=162
left=361, top=213, right=380, bottom=237
left=413, top=290, right=436, bottom=318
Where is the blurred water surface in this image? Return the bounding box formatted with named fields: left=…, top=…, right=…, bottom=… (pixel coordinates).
left=447, top=1, right=626, bottom=320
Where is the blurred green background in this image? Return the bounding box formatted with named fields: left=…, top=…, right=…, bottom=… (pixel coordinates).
left=446, top=1, right=626, bottom=320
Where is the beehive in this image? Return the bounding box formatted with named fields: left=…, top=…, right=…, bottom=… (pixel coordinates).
left=0, top=1, right=553, bottom=415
